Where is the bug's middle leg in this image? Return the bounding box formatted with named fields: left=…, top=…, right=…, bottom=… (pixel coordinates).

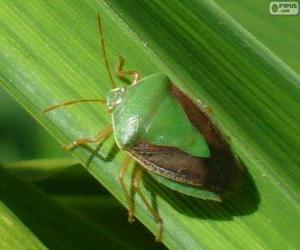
left=133, top=168, right=163, bottom=242
left=119, top=154, right=136, bottom=223
left=64, top=125, right=113, bottom=151
left=115, top=56, right=140, bottom=85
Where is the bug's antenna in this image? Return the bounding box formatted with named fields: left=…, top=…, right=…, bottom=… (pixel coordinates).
left=97, top=13, right=116, bottom=89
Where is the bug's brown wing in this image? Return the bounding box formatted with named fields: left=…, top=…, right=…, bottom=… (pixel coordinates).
left=128, top=142, right=219, bottom=188
left=128, top=84, right=242, bottom=193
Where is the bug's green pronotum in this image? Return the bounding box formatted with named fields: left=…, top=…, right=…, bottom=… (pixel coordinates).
left=44, top=14, right=242, bottom=241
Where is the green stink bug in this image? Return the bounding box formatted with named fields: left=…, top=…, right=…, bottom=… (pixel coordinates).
left=44, top=14, right=242, bottom=241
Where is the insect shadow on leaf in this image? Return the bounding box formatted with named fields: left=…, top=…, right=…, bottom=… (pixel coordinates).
left=143, top=165, right=259, bottom=220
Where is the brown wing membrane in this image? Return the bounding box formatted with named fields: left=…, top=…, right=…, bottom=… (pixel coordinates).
left=128, top=143, right=218, bottom=187
left=128, top=84, right=242, bottom=194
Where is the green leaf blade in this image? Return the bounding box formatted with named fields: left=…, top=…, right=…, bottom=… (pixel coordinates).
left=1, top=0, right=300, bottom=249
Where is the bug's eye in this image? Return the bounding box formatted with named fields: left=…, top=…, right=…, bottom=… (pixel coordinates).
left=106, top=87, right=126, bottom=111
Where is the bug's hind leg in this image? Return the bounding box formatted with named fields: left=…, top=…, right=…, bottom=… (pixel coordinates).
left=133, top=168, right=163, bottom=242
left=63, top=125, right=113, bottom=151
left=119, top=155, right=136, bottom=223
left=115, top=56, right=140, bottom=85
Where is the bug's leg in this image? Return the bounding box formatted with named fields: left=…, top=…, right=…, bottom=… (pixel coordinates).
left=64, top=125, right=113, bottom=151
left=119, top=155, right=136, bottom=222
left=115, top=56, right=140, bottom=85
left=133, top=168, right=163, bottom=242
left=43, top=99, right=106, bottom=113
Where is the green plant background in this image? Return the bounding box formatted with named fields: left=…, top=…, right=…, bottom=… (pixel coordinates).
left=1, top=0, right=300, bottom=249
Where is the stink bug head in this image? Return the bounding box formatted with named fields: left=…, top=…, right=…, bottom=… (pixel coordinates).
left=106, top=87, right=126, bottom=111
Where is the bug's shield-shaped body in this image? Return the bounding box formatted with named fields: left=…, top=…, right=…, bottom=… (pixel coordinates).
left=111, top=74, right=210, bottom=157
left=109, top=74, right=241, bottom=200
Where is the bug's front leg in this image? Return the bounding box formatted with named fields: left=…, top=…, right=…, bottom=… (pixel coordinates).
left=133, top=168, right=163, bottom=242
left=115, top=56, right=140, bottom=85
left=64, top=125, right=113, bottom=151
